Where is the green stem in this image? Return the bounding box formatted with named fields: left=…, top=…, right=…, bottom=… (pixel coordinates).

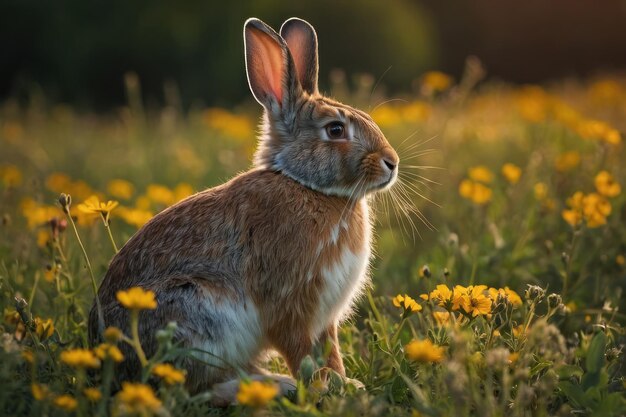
left=130, top=310, right=148, bottom=367
left=101, top=215, right=119, bottom=253
left=65, top=210, right=105, bottom=337
left=28, top=271, right=40, bottom=307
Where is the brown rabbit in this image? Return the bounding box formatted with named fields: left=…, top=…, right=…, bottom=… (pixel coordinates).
left=88, top=17, right=399, bottom=403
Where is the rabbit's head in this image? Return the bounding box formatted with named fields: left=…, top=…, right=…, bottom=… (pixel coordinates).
left=245, top=18, right=398, bottom=198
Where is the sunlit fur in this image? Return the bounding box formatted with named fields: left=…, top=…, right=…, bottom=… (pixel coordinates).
left=88, top=17, right=399, bottom=404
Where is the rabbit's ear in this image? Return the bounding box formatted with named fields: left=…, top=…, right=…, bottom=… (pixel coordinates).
left=244, top=18, right=301, bottom=112
left=280, top=18, right=318, bottom=95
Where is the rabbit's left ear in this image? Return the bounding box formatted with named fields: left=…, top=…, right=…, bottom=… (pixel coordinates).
left=280, top=18, right=319, bottom=95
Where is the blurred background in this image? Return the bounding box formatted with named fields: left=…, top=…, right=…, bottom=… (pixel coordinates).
left=2, top=0, right=626, bottom=110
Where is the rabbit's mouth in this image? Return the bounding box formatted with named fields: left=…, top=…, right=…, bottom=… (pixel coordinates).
left=370, top=171, right=398, bottom=193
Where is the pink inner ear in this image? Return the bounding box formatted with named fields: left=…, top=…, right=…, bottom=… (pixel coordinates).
left=286, top=30, right=307, bottom=89
left=248, top=29, right=284, bottom=105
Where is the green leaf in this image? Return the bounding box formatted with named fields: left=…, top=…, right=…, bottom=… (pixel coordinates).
left=586, top=332, right=607, bottom=373
left=556, top=364, right=584, bottom=380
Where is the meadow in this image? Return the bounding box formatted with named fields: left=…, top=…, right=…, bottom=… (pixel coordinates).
left=1, top=64, right=625, bottom=416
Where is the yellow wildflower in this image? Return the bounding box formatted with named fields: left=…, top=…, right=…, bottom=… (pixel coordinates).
left=468, top=166, right=494, bottom=183
left=432, top=311, right=451, bottom=326
left=103, top=326, right=123, bottom=343
left=581, top=193, right=611, bottom=228
left=77, top=195, right=119, bottom=221
left=107, top=179, right=135, bottom=200
left=174, top=182, right=195, bottom=202
left=392, top=294, right=422, bottom=313
left=562, top=209, right=583, bottom=227
left=60, top=348, right=101, bottom=369
left=84, top=387, right=102, bottom=402
left=401, top=101, right=431, bottom=122
left=236, top=380, right=279, bottom=407
left=94, top=343, right=125, bottom=363
left=617, top=255, right=625, bottom=266
left=594, top=171, right=621, bottom=198
left=22, top=350, right=35, bottom=363
left=152, top=363, right=186, bottom=385
left=31, top=383, right=49, bottom=401
left=371, top=105, right=402, bottom=127
left=115, top=207, right=153, bottom=228
left=420, top=71, right=453, bottom=94
left=405, top=339, right=445, bottom=363
left=461, top=285, right=492, bottom=317
left=117, top=287, right=157, bottom=310
left=45, top=173, right=72, bottom=193
left=146, top=184, right=175, bottom=206
left=515, top=86, right=549, bottom=122
left=488, top=287, right=522, bottom=307
left=459, top=179, right=492, bottom=205
left=116, top=382, right=162, bottom=414
left=576, top=119, right=621, bottom=145
left=589, top=79, right=623, bottom=104
left=555, top=151, right=580, bottom=172
left=0, top=164, right=22, bottom=187
left=20, top=198, right=60, bottom=229
left=501, top=163, right=521, bottom=184
left=34, top=317, right=55, bottom=341
left=508, top=352, right=520, bottom=365
left=54, top=395, right=78, bottom=411
left=203, top=108, right=253, bottom=140
left=533, top=183, right=548, bottom=201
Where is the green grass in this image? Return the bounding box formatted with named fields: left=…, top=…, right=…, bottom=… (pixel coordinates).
left=0, top=72, right=625, bottom=416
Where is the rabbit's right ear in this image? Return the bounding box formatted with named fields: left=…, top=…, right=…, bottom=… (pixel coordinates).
left=244, top=18, right=301, bottom=113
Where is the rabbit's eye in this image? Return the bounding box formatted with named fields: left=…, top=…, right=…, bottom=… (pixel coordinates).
left=325, top=122, right=346, bottom=140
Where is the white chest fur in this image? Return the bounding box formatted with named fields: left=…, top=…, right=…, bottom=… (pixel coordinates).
left=310, top=200, right=372, bottom=339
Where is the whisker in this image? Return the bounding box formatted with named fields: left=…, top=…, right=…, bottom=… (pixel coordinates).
left=370, top=98, right=409, bottom=114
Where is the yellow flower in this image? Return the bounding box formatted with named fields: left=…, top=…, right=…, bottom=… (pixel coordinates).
left=594, top=171, right=621, bottom=198
left=401, top=101, right=431, bottom=123
left=34, top=317, right=55, bottom=341
left=533, top=183, right=548, bottom=201
left=45, top=173, right=72, bottom=193
left=508, top=352, right=520, bottom=365
left=236, top=380, right=279, bottom=407
left=117, top=287, right=158, bottom=310
left=0, top=164, right=22, bottom=187
left=103, top=326, right=123, bottom=343
left=582, top=192, right=611, bottom=228
left=461, top=285, right=492, bottom=317
left=22, top=350, right=35, bottom=363
left=576, top=119, right=621, bottom=145
left=84, top=387, right=102, bottom=402
left=146, top=184, right=175, bottom=206
left=77, top=195, right=119, bottom=220
left=562, top=209, right=582, bottom=227
left=371, top=105, right=402, bottom=127
left=421, top=71, right=453, bottom=94
left=116, top=382, right=162, bottom=413
left=555, top=151, right=580, bottom=172
left=405, top=339, right=445, bottom=363
left=432, top=311, right=451, bottom=326
left=60, top=348, right=101, bottom=369
left=31, top=383, right=49, bottom=401
left=392, top=294, right=422, bottom=313
left=488, top=287, right=523, bottom=307
left=515, top=86, right=549, bottom=123
left=115, top=207, right=153, bottom=228
left=152, top=363, right=186, bottom=385
left=107, top=179, right=135, bottom=200
left=617, top=255, right=625, bottom=266
left=459, top=179, right=492, bottom=205
left=20, top=198, right=60, bottom=229
left=94, top=343, right=125, bottom=363
left=468, top=166, right=494, bottom=183
left=203, top=107, right=253, bottom=140
left=174, top=182, right=194, bottom=202
left=501, top=163, right=521, bottom=184
left=54, top=395, right=78, bottom=411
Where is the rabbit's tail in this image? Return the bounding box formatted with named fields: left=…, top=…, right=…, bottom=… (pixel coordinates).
left=210, top=373, right=297, bottom=407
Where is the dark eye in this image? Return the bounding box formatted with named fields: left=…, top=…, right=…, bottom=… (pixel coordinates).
left=325, top=121, right=346, bottom=140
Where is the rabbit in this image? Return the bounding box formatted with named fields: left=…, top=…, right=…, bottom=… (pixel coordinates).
left=88, top=17, right=399, bottom=404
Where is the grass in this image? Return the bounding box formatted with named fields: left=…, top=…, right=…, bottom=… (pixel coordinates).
left=0, top=67, right=625, bottom=416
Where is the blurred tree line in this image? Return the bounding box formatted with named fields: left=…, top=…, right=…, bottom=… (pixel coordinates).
left=2, top=0, right=626, bottom=109
left=0, top=0, right=435, bottom=109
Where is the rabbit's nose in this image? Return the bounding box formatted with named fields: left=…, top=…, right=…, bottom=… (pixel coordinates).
left=380, top=147, right=399, bottom=172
